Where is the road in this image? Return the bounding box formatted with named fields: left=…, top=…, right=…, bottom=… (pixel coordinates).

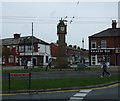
left=69, top=85, right=119, bottom=101
left=83, top=86, right=119, bottom=101
left=2, top=71, right=119, bottom=80
left=2, top=70, right=119, bottom=101
left=2, top=84, right=119, bottom=101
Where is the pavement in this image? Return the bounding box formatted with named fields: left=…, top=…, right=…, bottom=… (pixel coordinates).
left=2, top=66, right=27, bottom=70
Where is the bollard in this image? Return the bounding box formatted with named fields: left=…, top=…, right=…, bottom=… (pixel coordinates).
left=8, top=73, right=11, bottom=90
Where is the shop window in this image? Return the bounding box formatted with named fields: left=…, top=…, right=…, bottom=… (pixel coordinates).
left=92, top=57, right=95, bottom=61
left=92, top=61, right=95, bottom=65
left=91, top=41, right=96, bottom=48
left=101, top=40, right=107, bottom=48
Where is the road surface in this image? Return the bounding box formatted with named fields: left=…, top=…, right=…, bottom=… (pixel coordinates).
left=2, top=71, right=119, bottom=80
left=2, top=83, right=119, bottom=101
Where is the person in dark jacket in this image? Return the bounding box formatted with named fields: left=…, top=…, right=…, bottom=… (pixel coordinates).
left=45, top=58, right=52, bottom=71
left=101, top=61, right=111, bottom=77
left=24, top=58, right=28, bottom=69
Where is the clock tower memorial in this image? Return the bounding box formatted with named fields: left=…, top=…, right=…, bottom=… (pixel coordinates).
left=57, top=19, right=68, bottom=70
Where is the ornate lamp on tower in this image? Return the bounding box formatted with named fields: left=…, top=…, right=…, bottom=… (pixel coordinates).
left=82, top=38, right=84, bottom=49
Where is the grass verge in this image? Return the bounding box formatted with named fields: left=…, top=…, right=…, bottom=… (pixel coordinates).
left=2, top=77, right=118, bottom=91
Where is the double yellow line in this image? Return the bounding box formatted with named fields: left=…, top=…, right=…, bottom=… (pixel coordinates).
left=1, top=83, right=120, bottom=96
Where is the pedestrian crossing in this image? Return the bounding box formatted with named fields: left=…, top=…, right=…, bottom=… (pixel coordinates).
left=68, top=90, right=92, bottom=101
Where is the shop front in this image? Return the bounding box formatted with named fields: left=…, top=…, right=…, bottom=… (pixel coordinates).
left=115, top=49, right=120, bottom=65
left=90, top=49, right=112, bottom=65
left=19, top=52, right=50, bottom=66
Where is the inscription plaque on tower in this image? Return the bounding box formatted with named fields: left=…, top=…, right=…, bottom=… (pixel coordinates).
left=57, top=19, right=68, bottom=70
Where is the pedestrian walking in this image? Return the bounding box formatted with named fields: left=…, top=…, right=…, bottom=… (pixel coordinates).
left=101, top=61, right=111, bottom=77
left=45, top=58, right=52, bottom=71
left=23, top=58, right=28, bottom=69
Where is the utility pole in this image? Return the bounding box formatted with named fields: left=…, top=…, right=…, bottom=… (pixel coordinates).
left=32, top=22, right=33, bottom=69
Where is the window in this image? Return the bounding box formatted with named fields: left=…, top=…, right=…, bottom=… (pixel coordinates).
left=25, top=45, right=32, bottom=52
left=2, top=56, right=5, bottom=64
left=28, top=45, right=32, bottom=52
left=16, top=57, right=18, bottom=63
left=101, top=40, right=107, bottom=48
left=91, top=40, right=96, bottom=48
left=19, top=46, right=24, bottom=52
left=9, top=55, right=14, bottom=63
left=9, top=46, right=12, bottom=52
left=16, top=46, right=18, bottom=52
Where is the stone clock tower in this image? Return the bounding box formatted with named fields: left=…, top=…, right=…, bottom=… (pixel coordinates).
left=57, top=19, right=68, bottom=69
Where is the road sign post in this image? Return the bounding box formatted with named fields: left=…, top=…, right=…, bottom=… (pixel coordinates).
left=29, top=72, right=31, bottom=89
left=8, top=73, right=11, bottom=90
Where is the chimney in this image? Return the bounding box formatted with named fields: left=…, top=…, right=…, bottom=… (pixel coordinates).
left=112, top=20, right=117, bottom=29
left=14, top=33, right=20, bottom=39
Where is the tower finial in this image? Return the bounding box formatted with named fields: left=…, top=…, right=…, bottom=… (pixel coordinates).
left=82, top=38, right=84, bottom=49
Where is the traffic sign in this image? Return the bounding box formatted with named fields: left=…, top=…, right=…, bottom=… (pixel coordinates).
left=10, top=73, right=29, bottom=77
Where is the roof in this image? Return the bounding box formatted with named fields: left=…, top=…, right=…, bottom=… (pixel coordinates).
left=51, top=43, right=88, bottom=52
left=89, top=28, right=120, bottom=38
left=2, top=36, right=50, bottom=46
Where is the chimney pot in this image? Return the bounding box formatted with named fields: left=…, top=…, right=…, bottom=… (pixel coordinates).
left=14, top=33, right=20, bottom=39
left=112, top=20, right=117, bottom=29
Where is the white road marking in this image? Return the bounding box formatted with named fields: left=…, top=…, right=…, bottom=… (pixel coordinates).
left=70, top=97, right=83, bottom=99
left=69, top=90, right=92, bottom=101
left=74, top=93, right=87, bottom=97
left=80, top=90, right=92, bottom=93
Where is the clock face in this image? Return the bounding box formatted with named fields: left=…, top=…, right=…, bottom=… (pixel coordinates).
left=60, top=27, right=65, bottom=31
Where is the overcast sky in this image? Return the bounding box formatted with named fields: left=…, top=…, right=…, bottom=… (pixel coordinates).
left=1, top=1, right=119, bottom=49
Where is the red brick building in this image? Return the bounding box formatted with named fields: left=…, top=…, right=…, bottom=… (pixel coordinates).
left=50, top=43, right=89, bottom=66
left=2, top=34, right=51, bottom=66
left=89, top=20, right=120, bottom=66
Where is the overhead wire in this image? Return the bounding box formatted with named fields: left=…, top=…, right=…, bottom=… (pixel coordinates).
left=0, top=16, right=118, bottom=24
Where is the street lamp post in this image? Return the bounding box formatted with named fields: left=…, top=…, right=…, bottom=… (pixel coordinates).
left=31, top=22, right=34, bottom=69
left=24, top=38, right=25, bottom=69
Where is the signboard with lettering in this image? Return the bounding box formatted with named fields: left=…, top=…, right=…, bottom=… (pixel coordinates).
left=10, top=73, right=29, bottom=77
left=115, top=49, right=120, bottom=53
left=20, top=52, right=45, bottom=56
left=90, top=49, right=111, bottom=54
